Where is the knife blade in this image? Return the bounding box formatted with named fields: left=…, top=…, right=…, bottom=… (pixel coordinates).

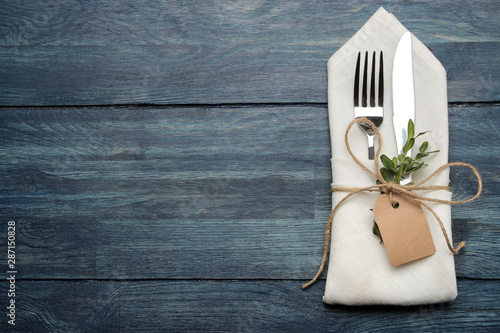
left=392, top=32, right=416, bottom=184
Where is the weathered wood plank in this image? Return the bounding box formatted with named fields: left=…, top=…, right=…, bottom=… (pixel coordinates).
left=0, top=104, right=498, bottom=280
left=0, top=280, right=119, bottom=332
left=117, top=280, right=500, bottom=332
left=448, top=104, right=499, bottom=223
left=3, top=279, right=497, bottom=332
left=0, top=1, right=498, bottom=105
left=3, top=0, right=498, bottom=47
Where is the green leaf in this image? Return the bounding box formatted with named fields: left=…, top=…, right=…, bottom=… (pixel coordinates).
left=398, top=153, right=405, bottom=162
left=408, top=119, right=415, bottom=140
left=372, top=220, right=383, bottom=244
left=407, top=162, right=424, bottom=173
left=380, top=168, right=395, bottom=183
left=415, top=131, right=429, bottom=139
left=415, top=152, right=429, bottom=160
left=408, top=137, right=415, bottom=150
left=416, top=149, right=439, bottom=160
left=419, top=141, right=429, bottom=153
left=395, top=164, right=404, bottom=184
left=381, top=155, right=397, bottom=173
left=403, top=138, right=415, bottom=156
left=392, top=157, right=398, bottom=168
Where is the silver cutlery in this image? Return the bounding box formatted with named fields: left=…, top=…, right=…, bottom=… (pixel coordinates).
left=392, top=32, right=416, bottom=184
left=354, top=51, right=384, bottom=160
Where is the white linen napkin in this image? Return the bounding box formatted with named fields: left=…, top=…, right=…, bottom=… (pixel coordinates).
left=324, top=7, right=457, bottom=305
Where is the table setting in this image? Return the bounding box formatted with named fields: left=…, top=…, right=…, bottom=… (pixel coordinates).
left=302, top=7, right=482, bottom=306
left=0, top=2, right=497, bottom=331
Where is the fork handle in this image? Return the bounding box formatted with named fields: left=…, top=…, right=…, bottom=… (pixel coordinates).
left=367, top=134, right=375, bottom=160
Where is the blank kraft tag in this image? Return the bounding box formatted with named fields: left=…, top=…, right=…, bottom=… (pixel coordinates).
left=372, top=193, right=436, bottom=266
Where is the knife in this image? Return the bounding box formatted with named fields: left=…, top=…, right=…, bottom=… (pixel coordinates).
left=392, top=32, right=416, bottom=185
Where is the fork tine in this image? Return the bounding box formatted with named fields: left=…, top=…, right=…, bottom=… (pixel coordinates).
left=378, top=51, right=384, bottom=107
left=370, top=51, right=376, bottom=107
left=353, top=52, right=360, bottom=107
left=361, top=51, right=368, bottom=107
left=353, top=50, right=384, bottom=160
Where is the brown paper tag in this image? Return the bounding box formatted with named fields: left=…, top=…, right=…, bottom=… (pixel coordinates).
left=372, top=193, right=436, bottom=266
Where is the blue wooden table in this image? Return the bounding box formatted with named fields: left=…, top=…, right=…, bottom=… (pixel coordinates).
left=0, top=1, right=499, bottom=332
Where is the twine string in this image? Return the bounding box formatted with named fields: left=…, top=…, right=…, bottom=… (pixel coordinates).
left=302, top=118, right=482, bottom=290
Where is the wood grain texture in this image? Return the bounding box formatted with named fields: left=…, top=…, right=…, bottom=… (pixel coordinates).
left=0, top=2, right=498, bottom=331
left=0, top=0, right=498, bottom=105
left=118, top=280, right=500, bottom=332
left=0, top=280, right=119, bottom=332
left=1, top=279, right=497, bottom=332
left=0, top=104, right=497, bottom=280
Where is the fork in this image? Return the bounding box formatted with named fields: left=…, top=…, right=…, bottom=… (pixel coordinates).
left=354, top=51, right=384, bottom=159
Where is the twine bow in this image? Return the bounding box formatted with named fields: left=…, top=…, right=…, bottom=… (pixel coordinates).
left=302, top=118, right=482, bottom=289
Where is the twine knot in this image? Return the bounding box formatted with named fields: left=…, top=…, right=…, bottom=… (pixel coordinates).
left=384, top=183, right=398, bottom=205
left=302, top=118, right=482, bottom=289
left=385, top=182, right=395, bottom=192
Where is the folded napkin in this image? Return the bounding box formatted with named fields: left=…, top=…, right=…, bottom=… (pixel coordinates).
left=324, top=7, right=457, bottom=305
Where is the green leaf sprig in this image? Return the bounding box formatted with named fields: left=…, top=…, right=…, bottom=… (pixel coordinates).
left=378, top=119, right=439, bottom=185
left=372, top=119, right=440, bottom=243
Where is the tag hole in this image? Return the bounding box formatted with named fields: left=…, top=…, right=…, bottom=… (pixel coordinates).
left=392, top=202, right=400, bottom=209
